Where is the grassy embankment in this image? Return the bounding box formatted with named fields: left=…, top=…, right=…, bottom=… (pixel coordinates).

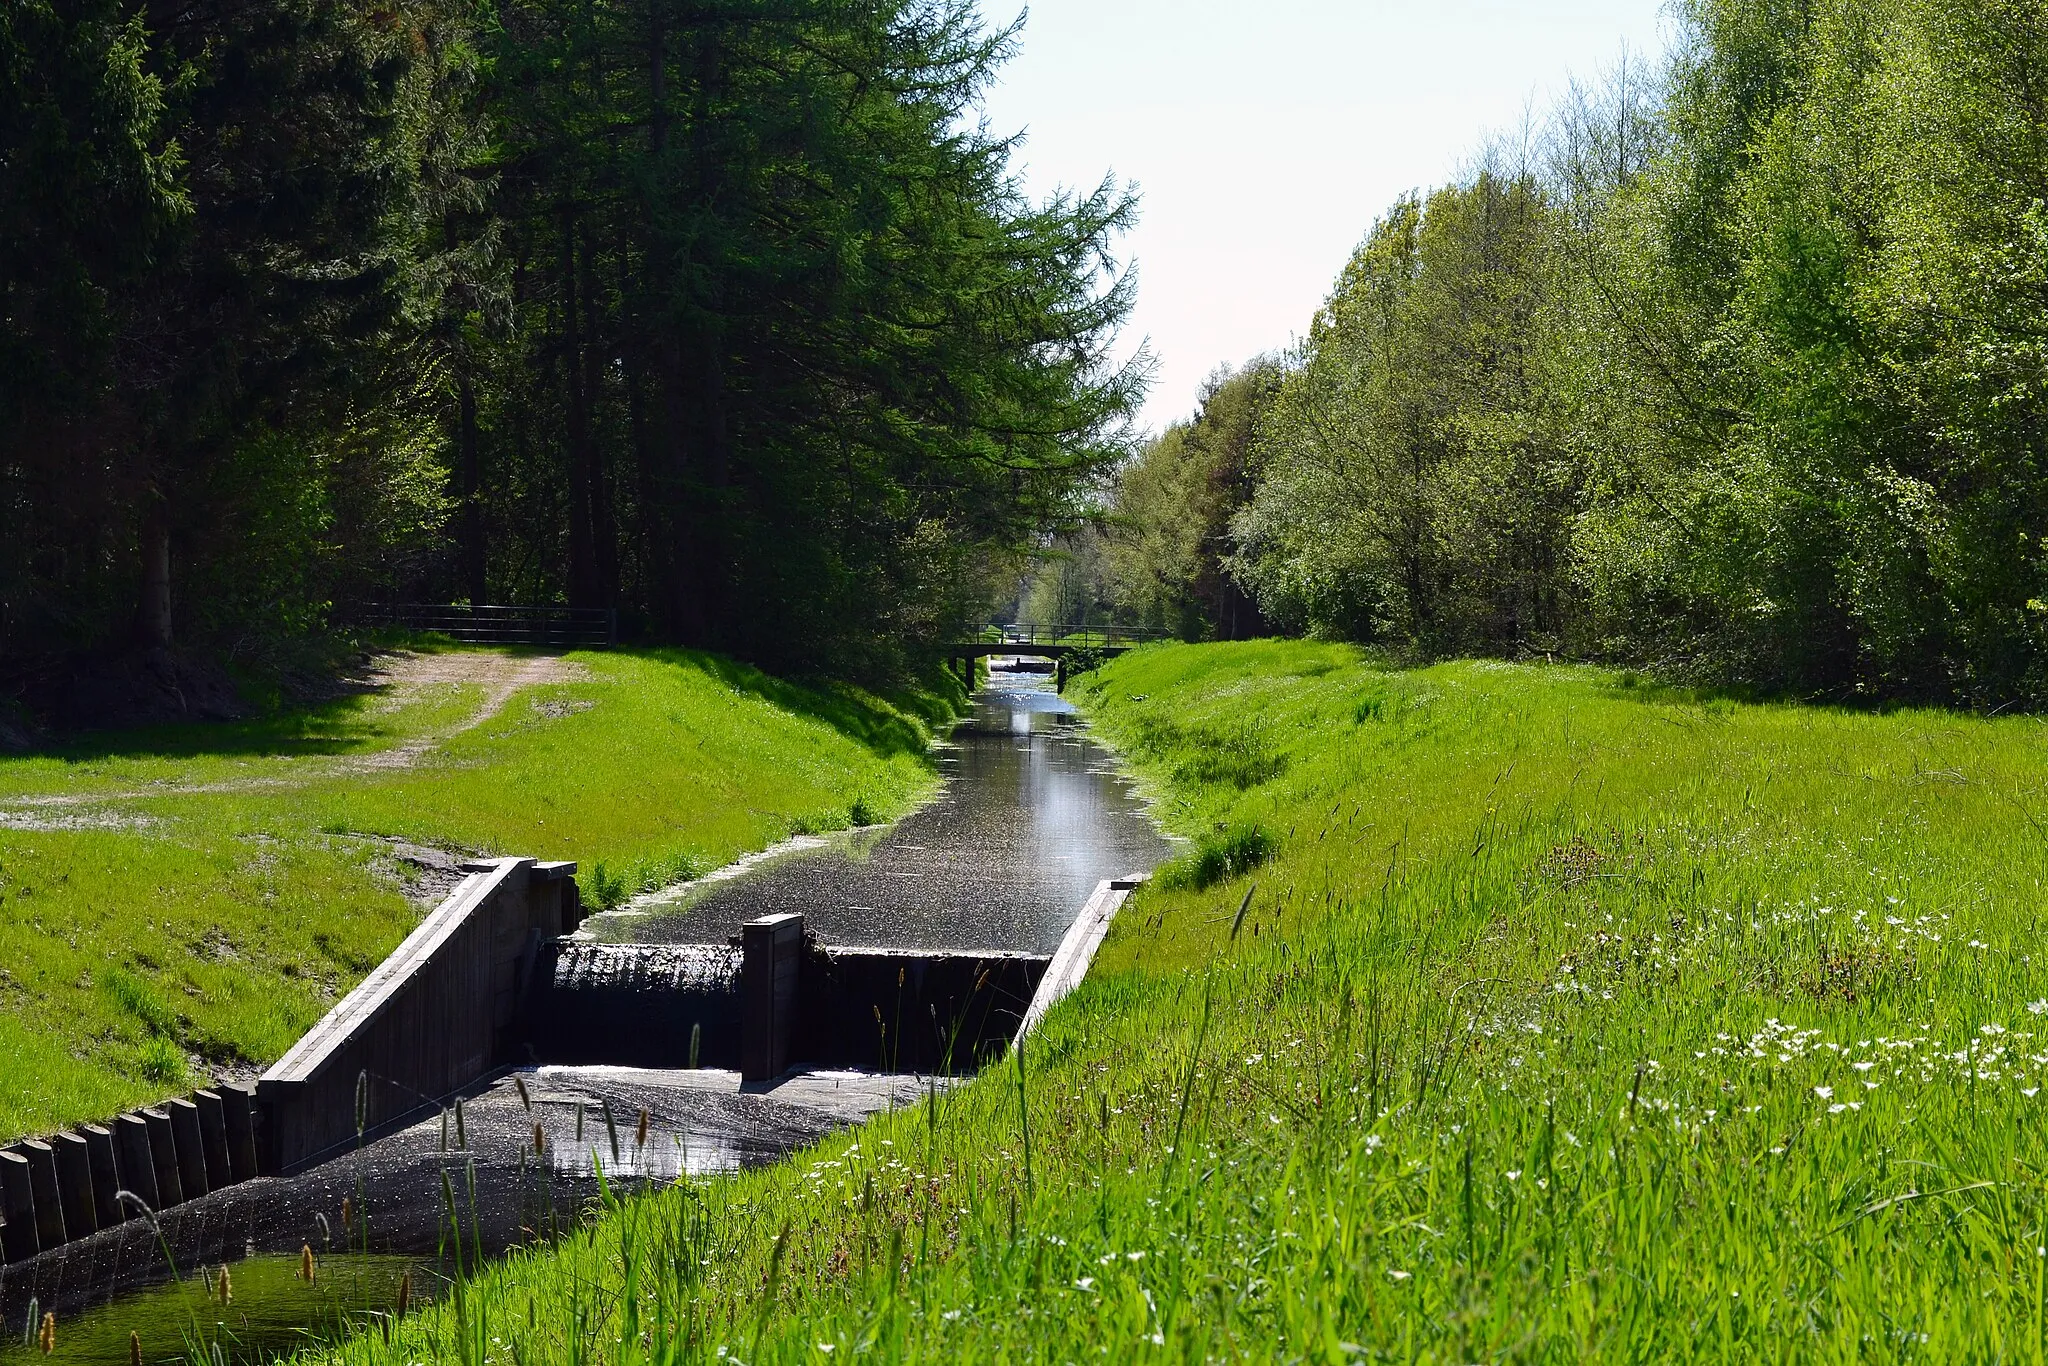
left=0, top=648, right=958, bottom=1140
left=314, top=639, right=2048, bottom=1361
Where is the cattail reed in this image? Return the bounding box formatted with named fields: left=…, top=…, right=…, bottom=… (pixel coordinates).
left=130, top=1332, right=142, bottom=1366
left=636, top=1108, right=650, bottom=1149
left=396, top=1268, right=412, bottom=1318
left=38, top=1312, right=53, bottom=1356
left=355, top=1069, right=369, bottom=1136
left=575, top=1101, right=585, bottom=1142
left=533, top=1121, right=546, bottom=1155
left=25, top=1297, right=37, bottom=1347
left=299, top=1243, right=316, bottom=1283
left=689, top=1021, right=701, bottom=1070
left=602, top=1097, right=620, bottom=1163
left=341, top=1195, right=353, bottom=1233
left=216, top=1265, right=233, bottom=1305
left=514, top=1076, right=532, bottom=1112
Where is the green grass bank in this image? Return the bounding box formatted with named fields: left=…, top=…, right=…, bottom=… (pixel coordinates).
left=307, top=640, right=2048, bottom=1362
left=0, top=647, right=959, bottom=1140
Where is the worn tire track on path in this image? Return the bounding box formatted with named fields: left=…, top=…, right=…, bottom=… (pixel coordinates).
left=1, top=651, right=590, bottom=823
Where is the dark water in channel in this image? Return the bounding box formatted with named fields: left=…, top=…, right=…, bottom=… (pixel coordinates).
left=590, top=675, right=1174, bottom=953
left=0, top=673, right=1170, bottom=1364
left=0, top=1066, right=826, bottom=1366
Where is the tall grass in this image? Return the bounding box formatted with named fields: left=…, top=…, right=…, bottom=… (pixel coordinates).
left=300, top=641, right=2048, bottom=1359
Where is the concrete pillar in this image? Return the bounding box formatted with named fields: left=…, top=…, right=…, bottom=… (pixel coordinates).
left=166, top=1099, right=208, bottom=1199
left=111, top=1114, right=159, bottom=1211
left=217, top=1085, right=259, bottom=1182
left=20, top=1140, right=67, bottom=1249
left=741, top=912, right=805, bottom=1082
left=0, top=1149, right=38, bottom=1262
left=142, top=1109, right=184, bottom=1207
left=191, top=1092, right=232, bottom=1189
left=81, top=1125, right=123, bottom=1228
left=50, top=1133, right=97, bottom=1240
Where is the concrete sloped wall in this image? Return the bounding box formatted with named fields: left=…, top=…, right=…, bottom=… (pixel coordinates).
left=256, top=856, right=579, bottom=1174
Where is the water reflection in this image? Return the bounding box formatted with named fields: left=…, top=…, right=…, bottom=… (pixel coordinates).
left=592, top=676, right=1173, bottom=953
left=0, top=674, right=1167, bottom=1364
left=0, top=1252, right=420, bottom=1366
left=0, top=1066, right=912, bottom=1366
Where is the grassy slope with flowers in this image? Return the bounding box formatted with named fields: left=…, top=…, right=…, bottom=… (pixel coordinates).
left=319, top=640, right=2048, bottom=1363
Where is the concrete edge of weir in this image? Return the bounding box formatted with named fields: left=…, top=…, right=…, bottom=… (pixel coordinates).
left=0, top=852, right=1151, bottom=1267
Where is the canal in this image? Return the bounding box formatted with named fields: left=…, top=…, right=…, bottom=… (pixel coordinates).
left=0, top=669, right=1170, bottom=1365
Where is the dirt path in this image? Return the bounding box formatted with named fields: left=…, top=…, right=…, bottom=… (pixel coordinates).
left=367, top=650, right=589, bottom=729
left=2, top=650, right=592, bottom=815
left=350, top=651, right=590, bottom=771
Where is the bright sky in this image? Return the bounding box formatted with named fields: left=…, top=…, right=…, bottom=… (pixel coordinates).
left=974, top=0, right=1675, bottom=433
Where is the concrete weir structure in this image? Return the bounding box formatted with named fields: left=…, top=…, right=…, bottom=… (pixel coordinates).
left=0, top=852, right=1144, bottom=1262
left=257, top=855, right=582, bottom=1174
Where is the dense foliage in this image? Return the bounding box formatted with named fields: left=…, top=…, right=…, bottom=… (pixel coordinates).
left=0, top=0, right=1138, bottom=682
left=1019, top=361, right=1278, bottom=640
left=1111, top=0, right=2048, bottom=705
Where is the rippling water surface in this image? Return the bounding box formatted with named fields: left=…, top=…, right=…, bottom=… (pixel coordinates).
left=591, top=674, right=1174, bottom=952
left=1, top=669, right=1169, bottom=1364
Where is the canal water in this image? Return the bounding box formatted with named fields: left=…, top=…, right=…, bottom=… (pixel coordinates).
left=586, top=671, right=1173, bottom=953
left=0, top=670, right=1171, bottom=1365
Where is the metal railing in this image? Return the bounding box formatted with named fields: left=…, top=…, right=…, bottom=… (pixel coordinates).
left=354, top=603, right=617, bottom=648
left=981, top=623, right=1172, bottom=649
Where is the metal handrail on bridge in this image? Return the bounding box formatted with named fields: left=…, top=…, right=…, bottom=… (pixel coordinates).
left=980, top=623, right=1171, bottom=650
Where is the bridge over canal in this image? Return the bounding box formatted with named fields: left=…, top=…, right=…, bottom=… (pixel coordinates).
left=942, top=623, right=1171, bottom=688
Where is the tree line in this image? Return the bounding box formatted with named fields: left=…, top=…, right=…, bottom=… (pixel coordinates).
left=1067, top=0, right=2048, bottom=707
left=1, top=0, right=1139, bottom=685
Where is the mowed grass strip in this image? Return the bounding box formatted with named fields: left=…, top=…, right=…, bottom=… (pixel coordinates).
left=0, top=648, right=954, bottom=1141
left=319, top=640, right=2048, bottom=1362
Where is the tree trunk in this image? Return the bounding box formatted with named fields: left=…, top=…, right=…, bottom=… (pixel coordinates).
left=625, top=347, right=664, bottom=608
left=653, top=335, right=702, bottom=640
left=581, top=229, right=619, bottom=606
left=562, top=204, right=600, bottom=609
left=136, top=498, right=172, bottom=650
left=457, top=365, right=487, bottom=606
left=638, top=0, right=706, bottom=641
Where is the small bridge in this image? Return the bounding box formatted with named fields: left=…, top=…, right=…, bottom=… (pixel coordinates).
left=943, top=623, right=1170, bottom=688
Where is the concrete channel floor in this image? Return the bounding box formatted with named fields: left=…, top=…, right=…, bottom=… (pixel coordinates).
left=0, top=1065, right=941, bottom=1325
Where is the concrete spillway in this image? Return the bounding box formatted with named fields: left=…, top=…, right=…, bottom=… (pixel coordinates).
left=530, top=937, right=1050, bottom=1075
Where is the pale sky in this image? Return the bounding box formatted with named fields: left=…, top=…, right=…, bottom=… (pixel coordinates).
left=974, top=0, right=1675, bottom=433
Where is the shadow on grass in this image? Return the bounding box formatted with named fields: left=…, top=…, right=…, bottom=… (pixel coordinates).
left=673, top=649, right=956, bottom=763
left=22, top=690, right=397, bottom=763
left=11, top=642, right=967, bottom=770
